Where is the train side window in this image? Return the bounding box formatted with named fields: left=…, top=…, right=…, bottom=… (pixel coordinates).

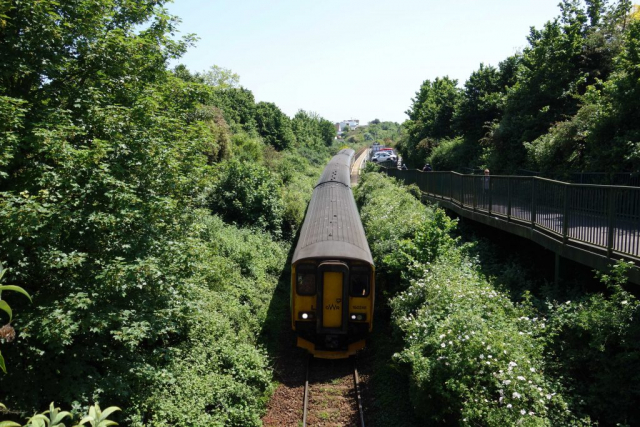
left=296, top=265, right=316, bottom=296
left=350, top=267, right=370, bottom=297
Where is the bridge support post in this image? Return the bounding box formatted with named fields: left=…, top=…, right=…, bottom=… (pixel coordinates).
left=507, top=177, right=511, bottom=221
left=531, top=178, right=537, bottom=228
left=562, top=185, right=569, bottom=244
left=607, top=189, right=616, bottom=258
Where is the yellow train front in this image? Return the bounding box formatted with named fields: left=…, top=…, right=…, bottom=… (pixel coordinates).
left=291, top=149, right=375, bottom=359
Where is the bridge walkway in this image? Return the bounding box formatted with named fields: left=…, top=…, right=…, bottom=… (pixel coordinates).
left=381, top=168, right=640, bottom=284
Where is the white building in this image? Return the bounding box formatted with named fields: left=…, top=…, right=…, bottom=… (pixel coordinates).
left=336, top=119, right=360, bottom=135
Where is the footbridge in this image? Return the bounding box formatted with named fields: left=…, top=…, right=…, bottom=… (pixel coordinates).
left=381, top=168, right=640, bottom=284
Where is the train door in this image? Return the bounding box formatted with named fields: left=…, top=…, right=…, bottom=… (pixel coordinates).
left=318, top=261, right=348, bottom=334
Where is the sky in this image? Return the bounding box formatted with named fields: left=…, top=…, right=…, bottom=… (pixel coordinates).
left=167, top=0, right=563, bottom=125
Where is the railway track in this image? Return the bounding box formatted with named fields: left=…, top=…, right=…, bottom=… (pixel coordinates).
left=302, top=355, right=365, bottom=427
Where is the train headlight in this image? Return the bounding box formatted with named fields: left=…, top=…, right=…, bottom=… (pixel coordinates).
left=298, top=311, right=315, bottom=320
left=350, top=313, right=366, bottom=321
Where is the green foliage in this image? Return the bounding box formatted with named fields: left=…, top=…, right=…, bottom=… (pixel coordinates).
left=0, top=402, right=119, bottom=427
left=75, top=404, right=120, bottom=427
left=383, top=209, right=458, bottom=279
left=0, top=265, right=31, bottom=374
left=453, top=63, right=505, bottom=144
left=254, top=102, right=296, bottom=150
left=125, top=213, right=286, bottom=426
left=525, top=17, right=640, bottom=174
left=543, top=261, right=640, bottom=424
left=390, top=260, right=584, bottom=426
left=402, top=1, right=638, bottom=174
left=230, top=132, right=264, bottom=163
left=345, top=121, right=402, bottom=148
left=0, top=0, right=335, bottom=424
left=292, top=110, right=335, bottom=147
left=200, top=65, right=241, bottom=89
left=427, top=137, right=470, bottom=171
left=357, top=172, right=588, bottom=425
left=208, top=160, right=284, bottom=236
left=400, top=77, right=461, bottom=166
left=354, top=172, right=432, bottom=284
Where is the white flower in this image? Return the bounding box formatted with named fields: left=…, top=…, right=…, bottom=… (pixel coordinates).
left=622, top=300, right=628, bottom=305
left=479, top=354, right=485, bottom=359
left=506, top=404, right=512, bottom=409
left=509, top=361, right=517, bottom=367
left=517, top=376, right=526, bottom=381
left=546, top=394, right=552, bottom=400
left=528, top=411, right=535, bottom=416
left=441, top=343, right=446, bottom=348
left=439, top=334, right=446, bottom=339
left=512, top=392, right=521, bottom=399
left=521, top=409, right=526, bottom=415
left=530, top=367, right=536, bottom=372
left=503, top=380, right=511, bottom=385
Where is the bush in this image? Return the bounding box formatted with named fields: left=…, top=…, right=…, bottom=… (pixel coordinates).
left=354, top=172, right=433, bottom=294
left=125, top=212, right=286, bottom=426
left=390, top=261, right=583, bottom=426
left=543, top=262, right=640, bottom=425
left=208, top=160, right=284, bottom=236
left=357, top=171, right=587, bottom=426
left=428, top=136, right=470, bottom=171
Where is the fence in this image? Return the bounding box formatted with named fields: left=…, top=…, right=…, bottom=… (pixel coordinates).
left=515, top=169, right=640, bottom=187
left=382, top=168, right=640, bottom=260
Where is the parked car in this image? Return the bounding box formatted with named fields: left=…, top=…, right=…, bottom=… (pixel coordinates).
left=372, top=151, right=397, bottom=163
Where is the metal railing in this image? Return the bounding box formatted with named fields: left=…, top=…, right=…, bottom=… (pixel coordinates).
left=382, top=168, right=640, bottom=260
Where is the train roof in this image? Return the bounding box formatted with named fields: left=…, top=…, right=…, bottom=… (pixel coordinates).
left=292, top=180, right=373, bottom=266
left=316, top=148, right=354, bottom=188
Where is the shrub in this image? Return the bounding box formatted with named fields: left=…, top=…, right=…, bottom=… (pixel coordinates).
left=390, top=261, right=583, bottom=426
left=357, top=171, right=587, bottom=426
left=428, top=136, right=469, bottom=171
left=208, top=160, right=284, bottom=236
left=544, top=262, right=640, bottom=425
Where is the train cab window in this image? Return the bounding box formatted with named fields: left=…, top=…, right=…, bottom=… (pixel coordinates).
left=350, top=266, right=370, bottom=297
left=296, top=265, right=316, bottom=296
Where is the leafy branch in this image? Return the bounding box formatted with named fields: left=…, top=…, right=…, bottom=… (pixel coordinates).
left=0, top=264, right=31, bottom=373
left=0, top=403, right=120, bottom=427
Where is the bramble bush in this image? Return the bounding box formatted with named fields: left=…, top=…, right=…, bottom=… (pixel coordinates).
left=543, top=262, right=640, bottom=425
left=208, top=160, right=284, bottom=236
left=0, top=1, right=338, bottom=424
left=356, top=171, right=588, bottom=425
left=354, top=172, right=434, bottom=295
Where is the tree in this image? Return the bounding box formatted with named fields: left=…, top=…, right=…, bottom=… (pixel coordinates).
left=254, top=102, right=296, bottom=150
left=401, top=77, right=461, bottom=165
left=200, top=65, right=240, bottom=89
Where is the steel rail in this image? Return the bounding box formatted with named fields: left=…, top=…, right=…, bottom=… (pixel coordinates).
left=302, top=354, right=310, bottom=427
left=301, top=356, right=366, bottom=427
left=353, top=356, right=366, bottom=427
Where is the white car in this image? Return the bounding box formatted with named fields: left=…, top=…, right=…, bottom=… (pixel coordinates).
left=372, top=151, right=397, bottom=162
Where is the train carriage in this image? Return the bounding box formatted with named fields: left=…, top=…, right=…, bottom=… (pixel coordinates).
left=291, top=149, right=375, bottom=358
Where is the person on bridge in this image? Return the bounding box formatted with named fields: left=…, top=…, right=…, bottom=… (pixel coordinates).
left=401, top=164, right=408, bottom=170
left=423, top=163, right=432, bottom=172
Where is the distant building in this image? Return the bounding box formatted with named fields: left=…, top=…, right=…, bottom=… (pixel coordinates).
left=336, top=119, right=360, bottom=135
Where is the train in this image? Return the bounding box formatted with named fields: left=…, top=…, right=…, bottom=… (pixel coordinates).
left=291, top=148, right=375, bottom=359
